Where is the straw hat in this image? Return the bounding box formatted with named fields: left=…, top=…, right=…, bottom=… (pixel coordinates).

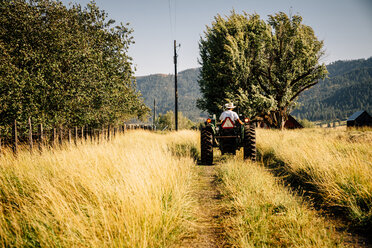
left=225, top=103, right=236, bottom=109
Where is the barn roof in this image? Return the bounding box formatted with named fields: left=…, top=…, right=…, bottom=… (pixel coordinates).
left=287, top=115, right=303, bottom=128
left=347, top=110, right=366, bottom=121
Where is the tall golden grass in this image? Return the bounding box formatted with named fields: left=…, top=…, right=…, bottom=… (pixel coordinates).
left=217, top=158, right=344, bottom=247
left=257, top=128, right=372, bottom=230
left=0, top=130, right=198, bottom=247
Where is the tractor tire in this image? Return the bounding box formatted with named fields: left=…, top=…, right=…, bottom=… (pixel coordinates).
left=201, top=127, right=213, bottom=165
left=244, top=124, right=256, bottom=161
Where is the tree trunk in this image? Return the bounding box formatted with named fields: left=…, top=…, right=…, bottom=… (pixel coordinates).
left=263, top=108, right=288, bottom=129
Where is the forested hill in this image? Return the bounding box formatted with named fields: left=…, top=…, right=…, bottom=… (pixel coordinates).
left=136, top=58, right=372, bottom=122
left=136, top=68, right=205, bottom=121
left=291, top=57, right=372, bottom=121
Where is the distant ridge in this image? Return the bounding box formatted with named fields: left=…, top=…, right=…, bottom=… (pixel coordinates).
left=291, top=57, right=372, bottom=121
left=136, top=68, right=205, bottom=122
left=136, top=58, right=372, bottom=123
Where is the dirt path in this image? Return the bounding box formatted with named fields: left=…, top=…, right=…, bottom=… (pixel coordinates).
left=179, top=160, right=371, bottom=248
left=180, top=165, right=227, bottom=248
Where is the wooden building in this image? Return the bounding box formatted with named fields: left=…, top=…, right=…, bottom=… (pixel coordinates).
left=347, top=110, right=372, bottom=128
left=284, top=115, right=303, bottom=129
left=258, top=114, right=303, bottom=129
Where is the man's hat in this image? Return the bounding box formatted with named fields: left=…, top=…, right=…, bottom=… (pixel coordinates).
left=225, top=103, right=236, bottom=109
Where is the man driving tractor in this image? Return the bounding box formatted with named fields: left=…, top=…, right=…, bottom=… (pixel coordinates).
left=200, top=102, right=256, bottom=164
left=219, top=103, right=244, bottom=125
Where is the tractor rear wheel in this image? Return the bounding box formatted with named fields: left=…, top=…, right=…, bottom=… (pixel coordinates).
left=244, top=124, right=256, bottom=161
left=201, top=127, right=213, bottom=165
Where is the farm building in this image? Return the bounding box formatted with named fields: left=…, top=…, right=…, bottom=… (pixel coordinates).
left=258, top=114, right=303, bottom=129
left=346, top=110, right=372, bottom=128
left=284, top=115, right=303, bottom=129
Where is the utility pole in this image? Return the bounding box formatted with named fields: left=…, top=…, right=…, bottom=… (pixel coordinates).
left=174, top=40, right=178, bottom=131
left=153, top=99, right=156, bottom=130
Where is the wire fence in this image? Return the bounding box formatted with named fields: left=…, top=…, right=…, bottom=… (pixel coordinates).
left=0, top=119, right=153, bottom=154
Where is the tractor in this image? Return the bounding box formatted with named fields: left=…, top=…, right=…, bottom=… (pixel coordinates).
left=200, top=114, right=256, bottom=165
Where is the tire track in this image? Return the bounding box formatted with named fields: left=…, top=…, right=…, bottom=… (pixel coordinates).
left=180, top=165, right=228, bottom=247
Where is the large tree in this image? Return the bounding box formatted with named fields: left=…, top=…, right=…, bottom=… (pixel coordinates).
left=0, top=0, right=149, bottom=132
left=198, top=11, right=327, bottom=128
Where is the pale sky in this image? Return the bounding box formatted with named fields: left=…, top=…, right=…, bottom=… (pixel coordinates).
left=60, top=0, right=372, bottom=76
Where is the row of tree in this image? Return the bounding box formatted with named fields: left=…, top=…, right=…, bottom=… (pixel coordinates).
left=0, top=0, right=149, bottom=134
left=198, top=11, right=327, bottom=129
left=292, top=59, right=372, bottom=121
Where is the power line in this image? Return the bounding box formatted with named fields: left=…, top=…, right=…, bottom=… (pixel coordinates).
left=174, top=0, right=177, bottom=38
left=168, top=0, right=174, bottom=39
left=169, top=0, right=179, bottom=131
left=168, top=0, right=177, bottom=39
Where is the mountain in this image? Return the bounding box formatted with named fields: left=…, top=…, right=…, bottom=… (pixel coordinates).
left=136, top=58, right=372, bottom=123
left=291, top=57, right=372, bottom=121
left=136, top=68, right=205, bottom=122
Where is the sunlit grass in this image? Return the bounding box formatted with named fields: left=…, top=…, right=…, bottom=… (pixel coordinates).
left=257, top=128, right=372, bottom=230
left=0, top=130, right=198, bottom=247
left=1, top=127, right=368, bottom=247
left=216, top=158, right=344, bottom=247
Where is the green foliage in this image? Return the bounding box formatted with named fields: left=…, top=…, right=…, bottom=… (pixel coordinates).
left=198, top=11, right=327, bottom=128
left=297, top=118, right=315, bottom=128
left=156, top=111, right=195, bottom=130
left=169, top=142, right=199, bottom=161
left=137, top=57, right=372, bottom=125
left=292, top=58, right=372, bottom=121
left=0, top=0, right=149, bottom=130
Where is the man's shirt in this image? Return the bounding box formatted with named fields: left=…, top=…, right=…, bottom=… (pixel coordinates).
left=219, top=110, right=239, bottom=122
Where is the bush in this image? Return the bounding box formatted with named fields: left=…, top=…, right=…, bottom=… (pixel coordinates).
left=298, top=119, right=315, bottom=128
left=156, top=111, right=195, bottom=130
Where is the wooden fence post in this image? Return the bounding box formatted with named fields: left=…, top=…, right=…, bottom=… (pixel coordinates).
left=28, top=117, right=33, bottom=152
left=52, top=128, right=57, bottom=147
left=89, top=127, right=93, bottom=142
left=92, top=127, right=94, bottom=142
left=81, top=126, right=84, bottom=143
left=74, top=127, right=78, bottom=145
left=68, top=129, right=72, bottom=144
left=58, top=126, right=63, bottom=146
left=84, top=126, right=88, bottom=141
left=12, top=119, right=18, bottom=154
left=38, top=124, right=43, bottom=150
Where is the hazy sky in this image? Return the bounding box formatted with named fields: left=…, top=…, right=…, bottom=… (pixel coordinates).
left=60, top=0, right=372, bottom=76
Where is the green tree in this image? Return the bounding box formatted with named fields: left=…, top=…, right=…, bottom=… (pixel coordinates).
left=0, top=0, right=148, bottom=131
left=298, top=118, right=315, bottom=128
left=198, top=11, right=327, bottom=129
left=157, top=111, right=194, bottom=130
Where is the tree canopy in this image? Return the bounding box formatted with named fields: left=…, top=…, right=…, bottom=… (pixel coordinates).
left=0, top=0, right=149, bottom=130
left=198, top=11, right=327, bottom=128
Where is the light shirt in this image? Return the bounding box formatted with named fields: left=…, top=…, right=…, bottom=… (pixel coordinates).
left=219, top=110, right=239, bottom=122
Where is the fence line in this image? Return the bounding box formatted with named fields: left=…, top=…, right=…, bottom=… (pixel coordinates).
left=0, top=119, right=153, bottom=154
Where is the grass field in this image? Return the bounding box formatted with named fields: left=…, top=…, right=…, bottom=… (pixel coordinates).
left=216, top=158, right=345, bottom=247
left=0, top=128, right=370, bottom=247
left=0, top=130, right=198, bottom=247
left=257, top=128, right=372, bottom=232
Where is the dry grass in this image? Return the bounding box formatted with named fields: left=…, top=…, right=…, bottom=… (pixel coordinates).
left=257, top=128, right=372, bottom=231
left=216, top=158, right=345, bottom=247
left=2, top=127, right=369, bottom=247
left=0, top=130, right=198, bottom=247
